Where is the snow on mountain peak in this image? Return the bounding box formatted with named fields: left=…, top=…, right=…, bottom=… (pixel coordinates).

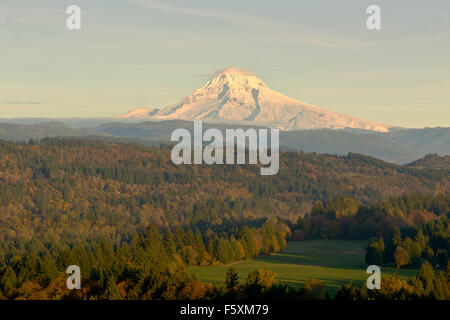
left=115, top=68, right=392, bottom=132
left=203, top=67, right=266, bottom=91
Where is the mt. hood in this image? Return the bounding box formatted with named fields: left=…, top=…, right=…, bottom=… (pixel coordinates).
left=116, top=67, right=391, bottom=132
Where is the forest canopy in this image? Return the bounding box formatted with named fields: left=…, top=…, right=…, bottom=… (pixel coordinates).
left=0, top=138, right=448, bottom=300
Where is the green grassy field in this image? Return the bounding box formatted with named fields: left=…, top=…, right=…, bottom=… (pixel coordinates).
left=188, top=240, right=418, bottom=295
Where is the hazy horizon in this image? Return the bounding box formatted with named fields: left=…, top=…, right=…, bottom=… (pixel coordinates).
left=1, top=0, right=449, bottom=127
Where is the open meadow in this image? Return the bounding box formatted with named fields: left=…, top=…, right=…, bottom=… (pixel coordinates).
left=188, top=240, right=419, bottom=296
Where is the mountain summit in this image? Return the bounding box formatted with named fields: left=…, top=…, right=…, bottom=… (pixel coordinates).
left=116, top=67, right=391, bottom=132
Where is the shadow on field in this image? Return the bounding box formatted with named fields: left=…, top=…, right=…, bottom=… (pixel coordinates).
left=253, top=254, right=365, bottom=270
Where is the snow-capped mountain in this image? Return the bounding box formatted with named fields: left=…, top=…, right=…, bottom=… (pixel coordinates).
left=115, top=67, right=392, bottom=132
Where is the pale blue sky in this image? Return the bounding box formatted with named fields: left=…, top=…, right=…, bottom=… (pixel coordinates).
left=0, top=0, right=449, bottom=127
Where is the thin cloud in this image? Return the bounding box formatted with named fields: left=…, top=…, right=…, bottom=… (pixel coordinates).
left=193, top=67, right=257, bottom=80
left=5, top=101, right=43, bottom=105
left=132, top=0, right=271, bottom=27
left=209, top=67, right=255, bottom=78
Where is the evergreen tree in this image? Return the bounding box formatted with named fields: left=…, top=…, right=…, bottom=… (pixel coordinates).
left=414, top=229, right=428, bottom=252
left=163, top=230, right=177, bottom=256
left=0, top=266, right=17, bottom=294
left=365, top=245, right=382, bottom=265
left=39, top=254, right=58, bottom=285
left=225, top=267, right=239, bottom=289
left=436, top=249, right=448, bottom=269
left=378, top=236, right=385, bottom=262
left=194, top=229, right=206, bottom=265
left=392, top=228, right=402, bottom=247
left=104, top=274, right=121, bottom=300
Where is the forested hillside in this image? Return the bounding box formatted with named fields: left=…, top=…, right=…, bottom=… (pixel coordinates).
left=0, top=138, right=448, bottom=243
left=0, top=138, right=448, bottom=300
left=407, top=154, right=450, bottom=169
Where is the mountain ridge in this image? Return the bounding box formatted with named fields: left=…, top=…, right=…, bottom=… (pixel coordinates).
left=1, top=121, right=448, bottom=164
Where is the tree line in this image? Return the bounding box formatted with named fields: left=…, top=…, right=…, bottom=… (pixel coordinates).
left=365, top=215, right=449, bottom=270
left=0, top=218, right=287, bottom=300
left=293, top=194, right=449, bottom=240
